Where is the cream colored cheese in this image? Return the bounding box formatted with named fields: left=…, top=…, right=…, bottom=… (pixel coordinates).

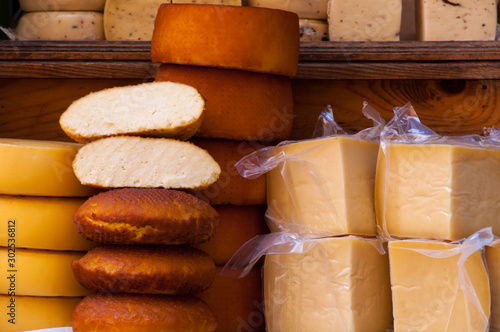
left=299, top=19, right=328, bottom=41
left=264, top=236, right=392, bottom=332
left=247, top=0, right=329, bottom=19
left=328, top=0, right=402, bottom=41
left=376, top=143, right=500, bottom=241
left=18, top=0, right=105, bottom=12
left=267, top=136, right=379, bottom=236
left=416, top=0, right=497, bottom=41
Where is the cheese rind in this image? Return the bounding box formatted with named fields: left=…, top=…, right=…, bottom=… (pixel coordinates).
left=16, top=12, right=104, bottom=41
left=18, top=0, right=105, bottom=11
left=328, top=0, right=402, bottom=41
left=0, top=195, right=95, bottom=251
left=389, top=240, right=490, bottom=332
left=0, top=139, right=98, bottom=197
left=0, top=295, right=82, bottom=332
left=486, top=240, right=500, bottom=332
left=263, top=236, right=392, bottom=332
left=416, top=0, right=497, bottom=41
left=0, top=248, right=91, bottom=297
left=376, top=143, right=500, bottom=241
left=247, top=0, right=329, bottom=19
left=267, top=136, right=379, bottom=236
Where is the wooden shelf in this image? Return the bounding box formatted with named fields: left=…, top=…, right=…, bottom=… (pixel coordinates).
left=1, top=40, right=500, bottom=79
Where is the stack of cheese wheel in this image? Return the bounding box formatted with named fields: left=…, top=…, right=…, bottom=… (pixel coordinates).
left=151, top=4, right=299, bottom=331
left=0, top=139, right=99, bottom=332
left=246, top=0, right=329, bottom=41
left=16, top=0, right=105, bottom=40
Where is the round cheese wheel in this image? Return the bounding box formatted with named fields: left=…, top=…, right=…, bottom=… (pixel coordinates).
left=151, top=4, right=300, bottom=77
left=156, top=64, right=294, bottom=142
left=18, top=0, right=106, bottom=12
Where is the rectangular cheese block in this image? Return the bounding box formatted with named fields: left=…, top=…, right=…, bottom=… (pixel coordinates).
left=416, top=0, right=497, bottom=41
left=376, top=143, right=500, bottom=241
left=389, top=240, right=490, bottom=332
left=267, top=136, right=379, bottom=236
left=247, top=0, right=329, bottom=19
left=300, top=19, right=329, bottom=41
left=328, top=0, right=402, bottom=41
left=263, top=236, right=392, bottom=332
left=486, top=240, right=500, bottom=332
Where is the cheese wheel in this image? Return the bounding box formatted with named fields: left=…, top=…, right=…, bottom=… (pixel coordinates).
left=194, top=205, right=269, bottom=265
left=156, top=64, right=294, bottom=142
left=189, top=138, right=268, bottom=205
left=0, top=248, right=91, bottom=297
left=197, top=266, right=265, bottom=332
left=0, top=195, right=95, bottom=251
left=151, top=4, right=300, bottom=77
left=247, top=0, right=329, bottom=20
left=0, top=295, right=82, bottom=332
left=0, top=138, right=99, bottom=197
left=300, top=19, right=329, bottom=41
left=16, top=12, right=104, bottom=41
left=18, top=0, right=106, bottom=12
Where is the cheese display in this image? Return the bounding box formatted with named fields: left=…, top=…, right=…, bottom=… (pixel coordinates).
left=246, top=0, right=329, bottom=19
left=151, top=4, right=300, bottom=77
left=0, top=195, right=95, bottom=251
left=0, top=138, right=98, bottom=197
left=72, top=136, right=221, bottom=190
left=0, top=248, right=90, bottom=297
left=18, top=0, right=106, bottom=11
left=486, top=240, right=500, bottom=332
left=263, top=236, right=392, bottom=332
left=299, top=19, right=329, bottom=41
left=267, top=136, right=379, bottom=236
left=155, top=64, right=294, bottom=142
left=16, top=12, right=104, bottom=41
left=415, top=0, right=497, bottom=41
left=194, top=205, right=268, bottom=265
left=60, top=81, right=205, bottom=143
left=0, top=295, right=83, bottom=332
left=376, top=143, right=500, bottom=241
left=328, top=0, right=402, bottom=41
left=388, top=239, right=490, bottom=332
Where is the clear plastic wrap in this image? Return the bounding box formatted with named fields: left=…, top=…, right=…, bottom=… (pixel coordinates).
left=376, top=103, right=500, bottom=241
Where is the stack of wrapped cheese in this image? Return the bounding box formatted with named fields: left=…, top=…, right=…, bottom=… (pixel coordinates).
left=151, top=4, right=300, bottom=331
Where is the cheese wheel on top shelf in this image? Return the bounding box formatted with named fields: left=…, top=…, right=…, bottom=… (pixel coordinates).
left=19, top=0, right=106, bottom=11
left=151, top=4, right=300, bottom=77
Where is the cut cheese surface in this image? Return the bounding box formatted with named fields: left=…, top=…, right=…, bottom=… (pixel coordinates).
left=247, top=0, right=329, bottom=19
left=263, top=236, right=392, bottom=332
left=0, top=195, right=95, bottom=251
left=267, top=136, right=379, bottom=236
left=0, top=295, right=82, bottom=332
left=376, top=143, right=500, bottom=241
left=0, top=248, right=91, bottom=297
left=0, top=138, right=98, bottom=197
left=416, top=0, right=497, bottom=41
left=389, top=240, right=490, bottom=332
left=104, top=0, right=171, bottom=41
left=328, top=0, right=402, bottom=41
left=299, top=19, right=329, bottom=41
left=16, top=12, right=104, bottom=41
left=486, top=240, right=500, bottom=332
left=18, top=0, right=105, bottom=11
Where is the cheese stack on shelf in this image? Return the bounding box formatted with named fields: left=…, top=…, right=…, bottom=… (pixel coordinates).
left=16, top=0, right=105, bottom=40
left=0, top=139, right=99, bottom=332
left=151, top=4, right=299, bottom=331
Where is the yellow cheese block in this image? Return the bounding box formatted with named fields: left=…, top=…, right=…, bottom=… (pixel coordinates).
left=376, top=143, right=500, bottom=241
left=416, top=0, right=497, bottom=41
left=299, top=19, right=328, bottom=41
left=0, top=295, right=82, bottom=332
left=0, top=195, right=95, bottom=251
left=0, top=138, right=98, bottom=197
left=486, top=240, right=500, bottom=332
left=328, top=0, right=402, bottom=41
left=18, top=0, right=105, bottom=12
left=389, top=240, right=490, bottom=332
left=0, top=248, right=91, bottom=297
left=267, top=136, right=379, bottom=236
left=104, top=0, right=172, bottom=41
left=247, top=0, right=329, bottom=19
left=263, top=236, right=392, bottom=332
left=16, top=12, right=104, bottom=41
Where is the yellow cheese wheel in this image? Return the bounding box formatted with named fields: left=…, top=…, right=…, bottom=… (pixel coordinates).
left=0, top=138, right=99, bottom=197
left=0, top=195, right=95, bottom=251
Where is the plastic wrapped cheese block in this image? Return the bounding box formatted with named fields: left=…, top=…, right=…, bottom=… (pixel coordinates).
left=299, top=19, right=329, bottom=41
left=416, top=0, right=497, bottom=41
left=16, top=12, right=104, bottom=41
left=247, top=0, right=329, bottom=19
left=376, top=103, right=500, bottom=241
left=0, top=295, right=82, bottom=332
left=263, top=236, right=392, bottom=332
left=18, top=0, right=105, bottom=11
left=0, top=195, right=95, bottom=251
left=486, top=240, right=500, bottom=332
left=388, top=229, right=492, bottom=332
left=328, top=0, right=402, bottom=41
